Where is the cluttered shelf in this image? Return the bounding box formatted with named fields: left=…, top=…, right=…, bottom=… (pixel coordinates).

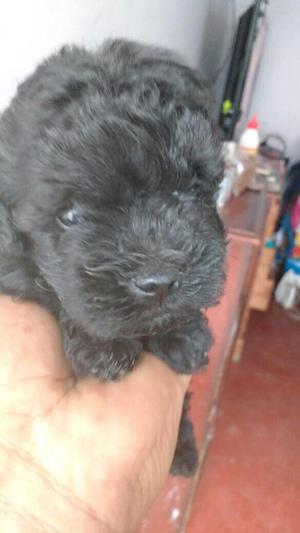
left=140, top=155, right=285, bottom=532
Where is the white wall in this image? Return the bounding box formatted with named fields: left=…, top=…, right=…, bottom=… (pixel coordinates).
left=200, top=0, right=300, bottom=163
left=0, top=0, right=212, bottom=111
left=249, top=0, right=300, bottom=163
left=1, top=0, right=299, bottom=163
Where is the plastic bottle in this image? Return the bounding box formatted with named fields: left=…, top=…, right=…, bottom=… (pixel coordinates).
left=239, top=115, right=260, bottom=154
left=232, top=115, right=260, bottom=196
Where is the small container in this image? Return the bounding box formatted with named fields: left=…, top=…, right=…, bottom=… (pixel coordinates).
left=239, top=115, right=260, bottom=154
left=232, top=115, right=260, bottom=196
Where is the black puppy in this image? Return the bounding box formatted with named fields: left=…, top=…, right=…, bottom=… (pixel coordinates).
left=0, top=39, right=225, bottom=476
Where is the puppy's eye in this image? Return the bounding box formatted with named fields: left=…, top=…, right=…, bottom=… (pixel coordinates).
left=56, top=206, right=79, bottom=228
left=190, top=176, right=201, bottom=193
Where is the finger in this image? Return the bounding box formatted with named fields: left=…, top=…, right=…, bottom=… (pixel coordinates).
left=0, top=296, right=73, bottom=382
left=133, top=351, right=191, bottom=397
left=76, top=352, right=191, bottom=448
left=73, top=353, right=191, bottom=517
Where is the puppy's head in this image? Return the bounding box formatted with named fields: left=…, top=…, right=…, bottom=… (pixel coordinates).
left=10, top=45, right=226, bottom=338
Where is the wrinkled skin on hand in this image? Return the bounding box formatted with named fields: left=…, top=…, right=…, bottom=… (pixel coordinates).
left=0, top=296, right=190, bottom=533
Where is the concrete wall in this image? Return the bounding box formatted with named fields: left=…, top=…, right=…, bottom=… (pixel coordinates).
left=200, top=0, right=300, bottom=163
left=0, top=0, right=211, bottom=110
left=249, top=0, right=300, bottom=163
left=0, top=0, right=299, bottom=162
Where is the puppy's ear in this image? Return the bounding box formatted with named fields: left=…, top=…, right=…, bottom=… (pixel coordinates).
left=0, top=201, right=21, bottom=254
left=0, top=200, right=39, bottom=299
left=48, top=79, right=88, bottom=112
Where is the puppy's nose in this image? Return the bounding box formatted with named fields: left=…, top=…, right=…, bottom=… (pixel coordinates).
left=133, top=274, right=181, bottom=298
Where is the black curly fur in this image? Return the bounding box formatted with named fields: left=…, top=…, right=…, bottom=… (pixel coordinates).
left=0, top=39, right=226, bottom=476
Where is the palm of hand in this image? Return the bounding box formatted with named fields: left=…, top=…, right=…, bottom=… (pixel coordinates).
left=0, top=297, right=188, bottom=532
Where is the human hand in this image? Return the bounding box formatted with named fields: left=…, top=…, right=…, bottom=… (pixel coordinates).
left=0, top=296, right=190, bottom=533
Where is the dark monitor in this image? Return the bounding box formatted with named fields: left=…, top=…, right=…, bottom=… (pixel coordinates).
left=219, top=0, right=267, bottom=139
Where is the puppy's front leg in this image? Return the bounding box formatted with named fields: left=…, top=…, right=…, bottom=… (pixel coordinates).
left=145, top=313, right=211, bottom=477
left=145, top=311, right=212, bottom=374
left=61, top=319, right=142, bottom=380
left=170, top=393, right=198, bottom=477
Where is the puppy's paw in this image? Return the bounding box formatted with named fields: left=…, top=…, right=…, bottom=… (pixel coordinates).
left=103, top=338, right=142, bottom=380
left=62, top=324, right=142, bottom=380
left=145, top=313, right=211, bottom=374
